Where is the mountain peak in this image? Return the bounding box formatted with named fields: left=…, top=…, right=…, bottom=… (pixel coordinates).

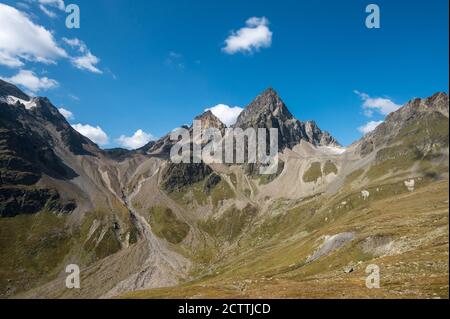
left=194, top=110, right=226, bottom=130
left=234, top=88, right=339, bottom=149
left=261, top=87, right=278, bottom=97
left=357, top=92, right=449, bottom=157
left=235, top=88, right=293, bottom=129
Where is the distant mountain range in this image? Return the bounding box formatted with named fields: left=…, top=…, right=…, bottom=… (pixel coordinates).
left=0, top=79, right=448, bottom=299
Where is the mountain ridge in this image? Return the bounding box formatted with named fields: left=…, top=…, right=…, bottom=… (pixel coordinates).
left=0, top=79, right=448, bottom=299
left=235, top=88, right=340, bottom=150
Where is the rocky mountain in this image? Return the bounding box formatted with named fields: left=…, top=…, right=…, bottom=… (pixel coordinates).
left=235, top=88, right=339, bottom=150
left=0, top=82, right=87, bottom=217
left=142, top=88, right=339, bottom=156
left=0, top=79, right=448, bottom=299
left=357, top=92, right=449, bottom=157
left=0, top=80, right=142, bottom=295
left=0, top=79, right=29, bottom=101
left=194, top=110, right=226, bottom=132
left=141, top=110, right=226, bottom=156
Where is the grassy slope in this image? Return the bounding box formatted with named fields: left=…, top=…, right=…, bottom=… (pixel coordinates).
left=323, top=160, right=338, bottom=176
left=147, top=206, right=190, bottom=244
left=368, top=112, right=449, bottom=181
left=168, top=179, right=235, bottom=208
left=123, top=178, right=449, bottom=299
left=303, top=162, right=322, bottom=183
left=0, top=212, right=73, bottom=296
left=0, top=207, right=133, bottom=297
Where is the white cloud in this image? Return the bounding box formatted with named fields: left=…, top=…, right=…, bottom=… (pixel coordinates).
left=63, top=37, right=102, bottom=74
left=0, top=3, right=67, bottom=67
left=0, top=51, right=24, bottom=68
left=205, top=104, right=243, bottom=127
left=58, top=107, right=74, bottom=120
left=223, top=17, right=272, bottom=54
left=39, top=4, right=57, bottom=18
left=63, top=38, right=85, bottom=52
left=116, top=129, right=154, bottom=149
left=72, top=123, right=109, bottom=146
left=71, top=52, right=102, bottom=74
left=1, top=69, right=58, bottom=93
left=354, top=90, right=401, bottom=116
left=38, top=0, right=65, bottom=11
left=0, top=4, right=102, bottom=76
left=358, top=120, right=383, bottom=134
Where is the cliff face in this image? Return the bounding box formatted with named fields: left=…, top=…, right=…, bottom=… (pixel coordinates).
left=0, top=81, right=87, bottom=217
left=235, top=88, right=339, bottom=150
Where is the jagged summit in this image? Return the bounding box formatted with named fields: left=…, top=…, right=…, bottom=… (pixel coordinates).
left=234, top=88, right=339, bottom=149
left=399, top=91, right=449, bottom=118
left=0, top=80, right=99, bottom=158
left=194, top=110, right=226, bottom=131
left=141, top=88, right=339, bottom=155
left=357, top=92, right=449, bottom=156
left=141, top=110, right=227, bottom=155
left=235, top=87, right=293, bottom=128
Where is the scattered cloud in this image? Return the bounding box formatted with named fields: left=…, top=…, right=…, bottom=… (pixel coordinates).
left=0, top=52, right=24, bottom=68
left=165, top=51, right=185, bottom=69
left=206, top=104, right=243, bottom=127
left=58, top=107, right=74, bottom=120
left=116, top=129, right=154, bottom=149
left=358, top=120, right=383, bottom=134
left=0, top=3, right=67, bottom=67
left=1, top=69, right=58, bottom=93
left=72, top=123, right=109, bottom=146
left=168, top=51, right=182, bottom=59
left=16, top=2, right=31, bottom=10
left=354, top=90, right=401, bottom=116
left=223, top=17, right=272, bottom=54
left=63, top=38, right=102, bottom=74
left=69, top=93, right=80, bottom=101
left=39, top=4, right=57, bottom=18
left=0, top=4, right=102, bottom=76
left=38, top=0, right=66, bottom=11
left=62, top=38, right=84, bottom=51
left=38, top=0, right=65, bottom=17
left=71, top=52, right=102, bottom=74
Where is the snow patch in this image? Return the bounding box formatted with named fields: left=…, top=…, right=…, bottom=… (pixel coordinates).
left=317, top=145, right=347, bottom=155
left=1, top=95, right=36, bottom=110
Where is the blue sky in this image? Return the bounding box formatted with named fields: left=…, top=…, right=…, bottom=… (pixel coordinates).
left=0, top=0, right=448, bottom=148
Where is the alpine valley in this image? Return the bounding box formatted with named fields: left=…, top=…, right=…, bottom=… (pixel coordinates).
left=0, top=79, right=448, bottom=299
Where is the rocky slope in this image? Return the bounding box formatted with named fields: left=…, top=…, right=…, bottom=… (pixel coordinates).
left=356, top=92, right=449, bottom=157
left=123, top=90, right=448, bottom=299
left=235, top=88, right=339, bottom=149
left=0, top=80, right=448, bottom=299
left=0, top=80, right=142, bottom=296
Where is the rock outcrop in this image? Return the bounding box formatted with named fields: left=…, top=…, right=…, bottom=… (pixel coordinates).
left=234, top=88, right=339, bottom=150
